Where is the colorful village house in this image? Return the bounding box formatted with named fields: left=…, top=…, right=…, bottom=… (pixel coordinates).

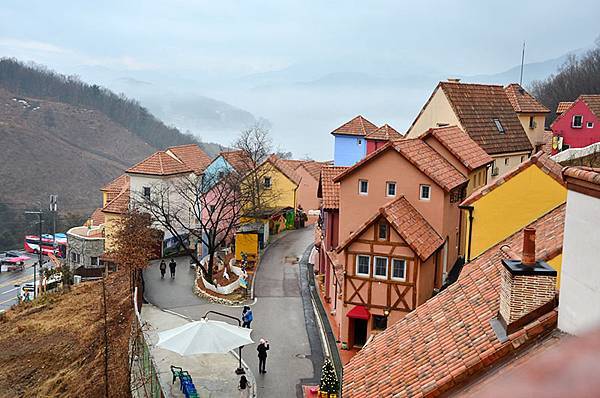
left=100, top=174, right=130, bottom=253
left=331, top=115, right=378, bottom=166
left=323, top=129, right=491, bottom=349
left=201, top=149, right=254, bottom=259
left=124, top=144, right=211, bottom=256
left=459, top=152, right=566, bottom=286
left=235, top=154, right=301, bottom=260
left=364, top=124, right=403, bottom=155
left=550, top=95, right=600, bottom=154
left=406, top=79, right=534, bottom=182
left=279, top=159, right=331, bottom=224
left=342, top=202, right=566, bottom=397
left=504, top=83, right=551, bottom=152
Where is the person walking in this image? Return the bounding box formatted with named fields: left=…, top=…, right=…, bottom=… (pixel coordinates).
left=242, top=306, right=253, bottom=328
left=238, top=375, right=252, bottom=398
left=159, top=260, right=167, bottom=279
left=169, top=258, right=177, bottom=279
left=257, top=338, right=269, bottom=374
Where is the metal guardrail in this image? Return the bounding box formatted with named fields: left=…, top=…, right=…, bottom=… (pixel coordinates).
left=305, top=246, right=344, bottom=396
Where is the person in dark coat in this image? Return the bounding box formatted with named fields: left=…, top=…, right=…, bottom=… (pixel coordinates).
left=159, top=260, right=167, bottom=279
left=242, top=306, right=253, bottom=328
left=257, top=338, right=269, bottom=374
left=169, top=258, right=177, bottom=279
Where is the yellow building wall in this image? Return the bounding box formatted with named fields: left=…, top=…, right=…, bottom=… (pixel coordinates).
left=406, top=87, right=463, bottom=137
left=102, top=212, right=123, bottom=252
left=235, top=233, right=259, bottom=261
left=467, top=165, right=566, bottom=258
left=253, top=163, right=297, bottom=209
left=517, top=114, right=546, bottom=148
left=547, top=254, right=562, bottom=289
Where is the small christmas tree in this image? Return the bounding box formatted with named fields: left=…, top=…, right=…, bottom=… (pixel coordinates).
left=319, top=358, right=339, bottom=396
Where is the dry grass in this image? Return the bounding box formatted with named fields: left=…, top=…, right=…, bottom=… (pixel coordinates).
left=0, top=270, right=133, bottom=397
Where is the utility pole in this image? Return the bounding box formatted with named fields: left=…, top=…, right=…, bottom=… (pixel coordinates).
left=50, top=195, right=58, bottom=252
left=24, top=210, right=43, bottom=300
left=519, top=41, right=526, bottom=86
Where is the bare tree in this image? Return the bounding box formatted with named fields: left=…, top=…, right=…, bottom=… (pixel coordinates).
left=135, top=125, right=278, bottom=284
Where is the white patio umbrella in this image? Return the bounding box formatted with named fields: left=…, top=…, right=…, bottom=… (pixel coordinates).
left=157, top=318, right=254, bottom=355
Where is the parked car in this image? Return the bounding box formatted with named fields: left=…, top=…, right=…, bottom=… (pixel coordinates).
left=0, top=251, right=30, bottom=266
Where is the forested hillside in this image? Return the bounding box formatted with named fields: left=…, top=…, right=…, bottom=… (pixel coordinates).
left=0, top=58, right=221, bottom=152
left=531, top=44, right=600, bottom=124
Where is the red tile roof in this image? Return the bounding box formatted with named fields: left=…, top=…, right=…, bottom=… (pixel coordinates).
left=343, top=204, right=565, bottom=397
left=461, top=151, right=564, bottom=206
left=281, top=159, right=331, bottom=181
left=101, top=174, right=129, bottom=193
left=541, top=130, right=554, bottom=155
left=126, top=151, right=191, bottom=176
left=556, top=101, right=574, bottom=114
left=166, top=144, right=212, bottom=174
left=318, top=166, right=348, bottom=210
left=562, top=166, right=600, bottom=185
left=334, top=139, right=468, bottom=192
left=365, top=124, right=403, bottom=141
left=221, top=150, right=253, bottom=173
left=421, top=125, right=493, bottom=171
left=265, top=154, right=302, bottom=185
left=89, top=208, right=105, bottom=226
left=504, top=83, right=550, bottom=113
left=331, top=115, right=378, bottom=137
left=580, top=95, right=600, bottom=119
left=101, top=187, right=130, bottom=214
left=440, top=82, right=533, bottom=155
left=337, top=196, right=444, bottom=260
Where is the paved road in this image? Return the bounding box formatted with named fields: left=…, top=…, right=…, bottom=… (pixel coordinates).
left=0, top=254, right=39, bottom=312
left=143, top=227, right=321, bottom=397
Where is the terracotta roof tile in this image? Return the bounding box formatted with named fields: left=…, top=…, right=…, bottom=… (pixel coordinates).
left=266, top=154, right=302, bottom=185
left=421, top=126, right=493, bottom=171
left=89, top=208, right=105, bottom=226
left=337, top=196, right=444, bottom=260
left=556, top=101, right=574, bottom=114
left=343, top=204, right=566, bottom=397
left=562, top=166, right=600, bottom=186
left=126, top=151, right=191, bottom=176
left=365, top=124, right=403, bottom=141
left=504, top=84, right=550, bottom=113
left=334, top=139, right=468, bottom=192
left=221, top=150, right=253, bottom=173
left=101, top=174, right=129, bottom=193
left=541, top=130, right=554, bottom=155
left=281, top=159, right=331, bottom=181
left=318, top=166, right=348, bottom=210
left=440, top=82, right=533, bottom=155
left=102, top=187, right=130, bottom=214
left=461, top=151, right=564, bottom=206
left=580, top=95, right=600, bottom=119
left=331, top=115, right=378, bottom=137
left=166, top=144, right=212, bottom=174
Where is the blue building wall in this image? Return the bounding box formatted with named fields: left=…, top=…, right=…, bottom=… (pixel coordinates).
left=202, top=155, right=233, bottom=191
left=333, top=134, right=367, bottom=166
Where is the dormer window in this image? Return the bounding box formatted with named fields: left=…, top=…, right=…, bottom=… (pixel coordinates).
left=359, top=179, right=368, bottom=195
left=493, top=118, right=505, bottom=133
left=572, top=115, right=583, bottom=128
left=529, top=116, right=536, bottom=129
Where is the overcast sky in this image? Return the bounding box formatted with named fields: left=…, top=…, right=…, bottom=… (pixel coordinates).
left=1, top=1, right=599, bottom=158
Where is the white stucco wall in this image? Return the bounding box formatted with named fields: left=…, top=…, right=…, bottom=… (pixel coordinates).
left=558, top=189, right=600, bottom=335
left=406, top=87, right=462, bottom=138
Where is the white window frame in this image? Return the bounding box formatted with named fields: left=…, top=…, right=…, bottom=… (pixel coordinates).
left=355, top=255, right=370, bottom=276
left=572, top=115, right=583, bottom=128
left=493, top=118, right=505, bottom=133
left=359, top=179, right=368, bottom=195
left=419, top=184, right=431, bottom=201
left=386, top=181, right=396, bottom=197
left=587, top=121, right=594, bottom=128
left=391, top=258, right=407, bottom=281
left=378, top=222, right=388, bottom=240
left=373, top=256, right=388, bottom=279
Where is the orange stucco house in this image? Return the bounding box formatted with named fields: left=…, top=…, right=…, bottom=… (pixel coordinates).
left=320, top=126, right=492, bottom=348
left=281, top=159, right=330, bottom=223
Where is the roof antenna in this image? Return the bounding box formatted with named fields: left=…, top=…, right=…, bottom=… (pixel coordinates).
left=519, top=41, right=525, bottom=86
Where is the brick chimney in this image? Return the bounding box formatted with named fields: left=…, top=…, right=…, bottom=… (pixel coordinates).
left=498, top=228, right=557, bottom=334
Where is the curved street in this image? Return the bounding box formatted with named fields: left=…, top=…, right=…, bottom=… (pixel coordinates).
left=143, top=226, right=322, bottom=397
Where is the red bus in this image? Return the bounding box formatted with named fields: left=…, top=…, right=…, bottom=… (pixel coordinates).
left=24, top=234, right=67, bottom=258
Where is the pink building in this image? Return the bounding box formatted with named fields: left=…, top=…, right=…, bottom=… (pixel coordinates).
left=364, top=124, right=403, bottom=155
left=551, top=95, right=600, bottom=153
left=321, top=129, right=491, bottom=348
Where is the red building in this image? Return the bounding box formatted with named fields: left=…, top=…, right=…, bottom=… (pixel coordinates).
left=364, top=124, right=403, bottom=155
left=551, top=95, right=600, bottom=154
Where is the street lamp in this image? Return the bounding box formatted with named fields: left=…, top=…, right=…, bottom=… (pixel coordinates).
left=203, top=310, right=246, bottom=375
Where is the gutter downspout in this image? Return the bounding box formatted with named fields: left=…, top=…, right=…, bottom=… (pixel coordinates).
left=459, top=205, right=474, bottom=262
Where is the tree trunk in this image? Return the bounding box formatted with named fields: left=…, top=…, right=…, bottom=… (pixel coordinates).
left=207, top=250, right=215, bottom=284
